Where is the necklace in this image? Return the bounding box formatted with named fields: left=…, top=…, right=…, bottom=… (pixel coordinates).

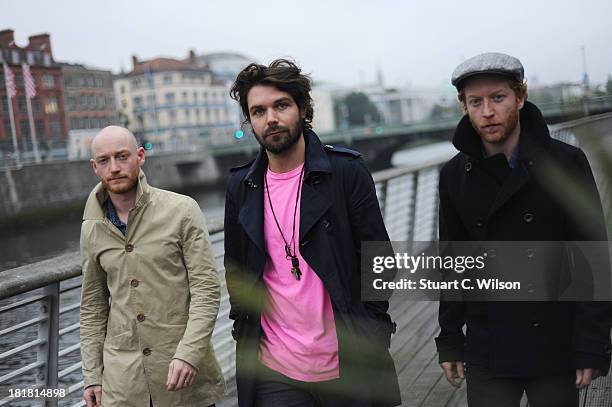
left=264, top=164, right=305, bottom=281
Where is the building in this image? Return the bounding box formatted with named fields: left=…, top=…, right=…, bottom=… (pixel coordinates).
left=194, top=51, right=253, bottom=83
left=114, top=52, right=237, bottom=151
left=0, top=29, right=69, bottom=162
left=62, top=63, right=116, bottom=131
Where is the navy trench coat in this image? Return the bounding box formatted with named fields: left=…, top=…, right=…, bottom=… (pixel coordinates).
left=223, top=129, right=401, bottom=406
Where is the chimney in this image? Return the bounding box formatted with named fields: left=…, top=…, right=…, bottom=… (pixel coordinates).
left=188, top=49, right=196, bottom=65
left=132, top=55, right=139, bottom=70
left=0, top=29, right=15, bottom=48
left=28, top=33, right=53, bottom=57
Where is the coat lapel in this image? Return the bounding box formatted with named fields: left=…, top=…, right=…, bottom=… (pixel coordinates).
left=238, top=151, right=266, bottom=255
left=299, top=177, right=332, bottom=243
left=486, top=162, right=530, bottom=218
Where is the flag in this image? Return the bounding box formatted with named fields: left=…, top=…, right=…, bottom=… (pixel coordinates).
left=22, top=63, right=36, bottom=99
left=3, top=63, right=16, bottom=98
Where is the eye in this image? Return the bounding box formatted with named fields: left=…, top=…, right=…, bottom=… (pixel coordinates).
left=468, top=99, right=481, bottom=107
left=118, top=154, right=129, bottom=160
left=492, top=94, right=506, bottom=102
left=97, top=158, right=108, bottom=165
left=277, top=102, right=288, bottom=110
left=252, top=109, right=264, bottom=117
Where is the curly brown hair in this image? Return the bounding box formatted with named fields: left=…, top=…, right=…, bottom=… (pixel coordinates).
left=230, top=59, right=314, bottom=130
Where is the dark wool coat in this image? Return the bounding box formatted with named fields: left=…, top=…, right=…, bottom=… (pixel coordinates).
left=435, top=101, right=612, bottom=377
left=224, top=129, right=401, bottom=406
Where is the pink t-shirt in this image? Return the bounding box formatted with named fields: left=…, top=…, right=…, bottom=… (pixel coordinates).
left=259, top=163, right=340, bottom=382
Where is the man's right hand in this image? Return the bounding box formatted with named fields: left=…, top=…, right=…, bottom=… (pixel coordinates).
left=83, top=385, right=102, bottom=407
left=440, top=361, right=465, bottom=388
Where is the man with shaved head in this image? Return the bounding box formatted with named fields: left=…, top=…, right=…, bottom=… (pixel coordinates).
left=79, top=126, right=225, bottom=406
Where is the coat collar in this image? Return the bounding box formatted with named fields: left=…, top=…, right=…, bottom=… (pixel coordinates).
left=83, top=169, right=151, bottom=220
left=452, top=100, right=551, bottom=161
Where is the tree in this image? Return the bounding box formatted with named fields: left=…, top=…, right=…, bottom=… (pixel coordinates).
left=335, top=92, right=382, bottom=127
left=606, top=74, right=612, bottom=95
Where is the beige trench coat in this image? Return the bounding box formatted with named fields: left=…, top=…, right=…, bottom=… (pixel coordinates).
left=80, top=171, right=225, bottom=406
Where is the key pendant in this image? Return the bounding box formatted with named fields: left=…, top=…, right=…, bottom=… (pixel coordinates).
left=291, top=256, right=302, bottom=281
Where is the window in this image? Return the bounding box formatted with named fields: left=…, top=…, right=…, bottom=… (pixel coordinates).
left=32, top=97, right=41, bottom=112
left=80, top=95, right=87, bottom=108
left=88, top=95, right=96, bottom=109
left=193, top=92, right=198, bottom=102
left=50, top=119, right=62, bottom=137
left=11, top=50, right=20, bottom=64
left=120, top=85, right=126, bottom=95
left=17, top=96, right=27, bottom=113
left=96, top=77, right=103, bottom=87
left=42, top=74, right=55, bottom=89
left=131, top=78, right=141, bottom=89
left=43, top=53, right=51, bottom=67
left=14, top=73, right=23, bottom=87
left=183, top=91, right=188, bottom=102
left=67, top=97, right=76, bottom=110
left=20, top=120, right=30, bottom=136
left=44, top=97, right=58, bottom=114
left=70, top=117, right=79, bottom=129
left=1, top=98, right=8, bottom=112
left=133, top=97, right=143, bottom=108
left=26, top=52, right=34, bottom=65
left=35, top=120, right=45, bottom=137
left=87, top=76, right=95, bottom=87
left=147, top=95, right=156, bottom=107
left=163, top=74, right=172, bottom=84
left=165, top=93, right=175, bottom=105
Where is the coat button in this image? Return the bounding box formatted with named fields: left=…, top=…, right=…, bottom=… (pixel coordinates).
left=475, top=217, right=484, bottom=228
left=523, top=213, right=534, bottom=223
left=465, top=162, right=472, bottom=172
left=142, top=348, right=151, bottom=356
left=323, top=219, right=331, bottom=229
left=532, top=322, right=541, bottom=328
left=130, top=279, right=139, bottom=288
left=137, top=313, right=145, bottom=322
left=125, top=244, right=134, bottom=252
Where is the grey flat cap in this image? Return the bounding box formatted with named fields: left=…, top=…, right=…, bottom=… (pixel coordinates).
left=451, top=52, right=524, bottom=89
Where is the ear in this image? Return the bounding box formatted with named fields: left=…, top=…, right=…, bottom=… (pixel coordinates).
left=90, top=159, right=99, bottom=177
left=136, top=147, right=146, bottom=166
left=300, top=106, right=306, bottom=119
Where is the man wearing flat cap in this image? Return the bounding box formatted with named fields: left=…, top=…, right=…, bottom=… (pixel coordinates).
left=435, top=52, right=611, bottom=406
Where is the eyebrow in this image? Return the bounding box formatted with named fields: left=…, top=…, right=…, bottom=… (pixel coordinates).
left=94, top=149, right=131, bottom=160
left=249, top=97, right=293, bottom=113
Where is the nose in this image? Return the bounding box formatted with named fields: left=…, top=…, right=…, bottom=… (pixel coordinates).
left=482, top=100, right=494, bottom=118
left=109, top=157, right=121, bottom=172
left=265, top=108, right=278, bottom=126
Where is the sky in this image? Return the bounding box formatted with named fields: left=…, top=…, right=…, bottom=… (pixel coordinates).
left=3, top=0, right=612, bottom=91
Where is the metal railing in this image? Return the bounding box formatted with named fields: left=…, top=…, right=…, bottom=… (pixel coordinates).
left=1, top=112, right=611, bottom=406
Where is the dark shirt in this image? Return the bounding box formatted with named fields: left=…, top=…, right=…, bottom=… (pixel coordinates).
left=105, top=199, right=127, bottom=235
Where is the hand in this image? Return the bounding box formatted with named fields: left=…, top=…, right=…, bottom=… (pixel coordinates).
left=440, top=361, right=465, bottom=388
left=166, top=358, right=198, bottom=391
left=575, top=368, right=602, bottom=388
left=83, top=385, right=102, bottom=407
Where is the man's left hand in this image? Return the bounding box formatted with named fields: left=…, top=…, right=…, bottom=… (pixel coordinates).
left=166, top=358, right=198, bottom=391
left=575, top=368, right=602, bottom=388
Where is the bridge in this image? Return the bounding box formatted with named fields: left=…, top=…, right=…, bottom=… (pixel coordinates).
left=1, top=112, right=611, bottom=406
left=209, top=95, right=612, bottom=172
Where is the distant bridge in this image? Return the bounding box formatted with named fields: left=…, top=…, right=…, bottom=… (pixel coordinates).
left=209, top=95, right=612, bottom=171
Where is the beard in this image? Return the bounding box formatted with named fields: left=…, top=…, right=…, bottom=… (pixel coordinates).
left=101, top=167, right=139, bottom=194
left=253, top=119, right=303, bottom=155
left=473, top=107, right=520, bottom=145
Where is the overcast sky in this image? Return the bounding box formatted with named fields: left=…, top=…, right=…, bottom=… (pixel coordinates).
left=3, top=0, right=611, bottom=91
